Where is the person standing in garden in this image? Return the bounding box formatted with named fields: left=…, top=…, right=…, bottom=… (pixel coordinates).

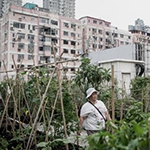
left=78, top=87, right=111, bottom=135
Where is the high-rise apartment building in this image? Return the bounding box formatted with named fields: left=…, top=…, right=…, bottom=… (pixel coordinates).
left=80, top=16, right=132, bottom=54
left=43, top=0, right=75, bottom=18
left=0, top=1, right=4, bottom=17
left=0, top=0, right=22, bottom=17
left=0, top=3, right=81, bottom=81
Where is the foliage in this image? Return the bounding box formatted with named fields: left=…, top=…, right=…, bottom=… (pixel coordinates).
left=130, top=76, right=150, bottom=112
left=130, top=76, right=150, bottom=100
left=0, top=66, right=78, bottom=149
left=74, top=57, right=111, bottom=102
left=87, top=101, right=150, bottom=150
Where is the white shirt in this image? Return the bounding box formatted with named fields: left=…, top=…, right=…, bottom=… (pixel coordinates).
left=80, top=100, right=107, bottom=130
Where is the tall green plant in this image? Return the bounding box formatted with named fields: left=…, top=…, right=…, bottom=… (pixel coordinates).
left=74, top=57, right=111, bottom=102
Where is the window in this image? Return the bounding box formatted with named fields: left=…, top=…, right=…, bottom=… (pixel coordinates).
left=106, top=31, right=110, bottom=36
left=71, top=49, right=76, bottom=54
left=93, top=20, right=97, bottom=24
left=12, top=43, right=15, bottom=47
left=63, top=31, right=68, bottom=36
left=39, top=47, right=43, bottom=51
left=105, top=23, right=109, bottom=27
left=28, top=55, right=33, bottom=60
left=18, top=43, right=24, bottom=49
left=71, top=68, right=75, bottom=72
left=44, top=46, right=51, bottom=51
left=63, top=40, right=68, bottom=45
left=39, top=36, right=44, bottom=41
left=20, top=24, right=25, bottom=29
left=64, top=22, right=69, bottom=28
left=28, top=44, right=34, bottom=52
left=63, top=49, right=68, bottom=53
left=18, top=33, right=25, bottom=39
left=40, top=56, right=45, bottom=61
left=93, top=44, right=97, bottom=49
left=45, top=37, right=51, bottom=42
left=18, top=54, right=24, bottom=60
left=99, top=21, right=102, bottom=25
left=22, top=15, right=25, bottom=19
left=92, top=28, right=97, bottom=34
left=28, top=25, right=30, bottom=30
left=98, top=30, right=103, bottom=34
left=51, top=20, right=58, bottom=25
left=71, top=41, right=76, bottom=46
left=32, top=25, right=36, bottom=30
left=13, top=22, right=19, bottom=28
left=31, top=17, right=34, bottom=21
left=13, top=22, right=25, bottom=29
left=120, top=41, right=124, bottom=45
left=28, top=34, right=34, bottom=40
left=99, top=37, right=103, bottom=41
left=113, top=33, right=118, bottom=38
left=71, top=24, right=76, bottom=28
left=120, top=34, right=124, bottom=38
left=39, top=18, right=49, bottom=24
left=71, top=32, right=75, bottom=37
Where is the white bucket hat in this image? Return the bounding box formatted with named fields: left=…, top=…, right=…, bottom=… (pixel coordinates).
left=86, top=88, right=98, bottom=99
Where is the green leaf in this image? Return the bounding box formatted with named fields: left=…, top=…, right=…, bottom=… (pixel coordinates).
left=37, top=142, right=48, bottom=148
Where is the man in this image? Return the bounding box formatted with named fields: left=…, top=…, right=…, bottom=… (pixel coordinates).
left=78, top=87, right=111, bottom=135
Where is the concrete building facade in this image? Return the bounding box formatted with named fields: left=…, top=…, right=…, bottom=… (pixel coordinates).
left=129, top=18, right=150, bottom=75
left=0, top=4, right=82, bottom=81
left=88, top=44, right=145, bottom=95
left=79, top=16, right=132, bottom=54
left=0, top=0, right=22, bottom=17
left=43, top=0, right=75, bottom=18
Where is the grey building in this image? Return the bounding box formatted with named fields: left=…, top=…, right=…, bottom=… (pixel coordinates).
left=0, top=0, right=4, bottom=17
left=0, top=0, right=22, bottom=17
left=43, top=0, right=75, bottom=18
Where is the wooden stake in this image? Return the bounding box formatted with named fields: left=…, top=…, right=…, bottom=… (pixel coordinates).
left=111, top=65, right=115, bottom=120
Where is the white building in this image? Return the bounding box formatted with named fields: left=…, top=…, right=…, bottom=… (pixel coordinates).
left=43, top=0, right=75, bottom=18
left=88, top=44, right=145, bottom=94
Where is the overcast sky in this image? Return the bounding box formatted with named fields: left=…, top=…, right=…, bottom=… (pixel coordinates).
left=23, top=0, right=150, bottom=30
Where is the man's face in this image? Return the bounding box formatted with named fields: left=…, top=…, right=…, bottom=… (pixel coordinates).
left=90, top=92, right=98, bottom=101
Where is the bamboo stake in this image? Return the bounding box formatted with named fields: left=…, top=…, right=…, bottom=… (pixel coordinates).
left=111, top=65, right=115, bottom=120
left=54, top=40, right=68, bottom=150
left=57, top=66, right=68, bottom=150
left=0, top=59, right=79, bottom=74
left=26, top=67, right=56, bottom=150
left=2, top=60, right=21, bottom=135
left=148, top=117, right=150, bottom=150
left=45, top=90, right=59, bottom=142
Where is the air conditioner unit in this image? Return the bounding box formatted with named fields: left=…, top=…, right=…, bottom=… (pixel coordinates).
left=17, top=59, right=21, bottom=62
left=38, top=60, right=42, bottom=64
left=17, top=37, right=21, bottom=41
left=28, top=49, right=33, bottom=53
left=18, top=48, right=21, bottom=52
left=12, top=38, right=16, bottom=41
left=10, top=27, right=14, bottom=31
left=18, top=18, right=22, bottom=21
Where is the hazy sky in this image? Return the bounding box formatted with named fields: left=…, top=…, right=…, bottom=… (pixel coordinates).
left=23, top=0, right=150, bottom=30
